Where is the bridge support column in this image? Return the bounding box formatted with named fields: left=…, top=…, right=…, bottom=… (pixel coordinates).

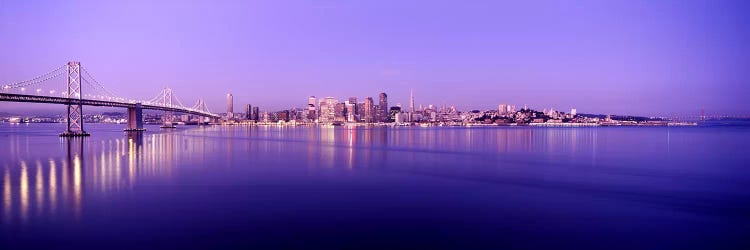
left=60, top=61, right=89, bottom=137
left=125, top=103, right=144, bottom=132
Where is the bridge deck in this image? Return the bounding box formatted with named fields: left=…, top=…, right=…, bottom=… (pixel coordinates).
left=0, top=93, right=218, bottom=118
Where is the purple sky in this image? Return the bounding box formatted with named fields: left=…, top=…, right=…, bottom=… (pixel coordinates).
left=1, top=0, right=749, bottom=116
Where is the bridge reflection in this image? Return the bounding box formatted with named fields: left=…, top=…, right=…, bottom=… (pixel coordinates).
left=0, top=132, right=205, bottom=224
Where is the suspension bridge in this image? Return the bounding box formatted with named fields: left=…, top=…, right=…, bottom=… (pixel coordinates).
left=0, top=61, right=219, bottom=136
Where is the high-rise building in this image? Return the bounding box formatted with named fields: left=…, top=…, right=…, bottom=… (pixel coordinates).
left=378, top=92, right=388, bottom=122
left=252, top=107, right=260, bottom=121
left=345, top=102, right=356, bottom=122
left=277, top=110, right=290, bottom=122
left=319, top=97, right=337, bottom=123
left=389, top=106, right=401, bottom=121
left=307, top=96, right=317, bottom=121
left=410, top=89, right=415, bottom=113
left=308, top=96, right=316, bottom=106
left=357, top=102, right=366, bottom=122
left=570, top=108, right=577, bottom=116
left=226, top=93, right=234, bottom=119
left=499, top=104, right=508, bottom=115
left=364, top=97, right=374, bottom=123
left=348, top=97, right=358, bottom=119
left=334, top=103, right=346, bottom=122
left=245, top=104, right=253, bottom=120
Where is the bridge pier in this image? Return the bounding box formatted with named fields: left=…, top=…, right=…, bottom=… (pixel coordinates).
left=125, top=103, right=145, bottom=132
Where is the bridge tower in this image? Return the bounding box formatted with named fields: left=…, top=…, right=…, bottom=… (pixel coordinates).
left=160, top=87, right=176, bottom=128
left=60, top=61, right=89, bottom=137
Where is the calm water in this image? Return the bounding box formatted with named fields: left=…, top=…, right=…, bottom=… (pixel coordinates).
left=1, top=123, right=749, bottom=249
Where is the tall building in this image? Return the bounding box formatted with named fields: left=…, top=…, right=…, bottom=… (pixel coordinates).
left=348, top=97, right=358, bottom=119
left=226, top=93, right=234, bottom=119
left=570, top=108, right=577, bottom=116
left=245, top=104, right=253, bottom=120
left=499, top=104, right=508, bottom=115
left=334, top=103, right=346, bottom=122
left=389, top=106, right=401, bottom=121
left=277, top=110, right=290, bottom=122
left=357, top=102, right=366, bottom=122
left=345, top=102, right=356, bottom=122
left=308, top=96, right=316, bottom=106
left=364, top=97, right=374, bottom=123
left=252, top=107, right=260, bottom=121
left=378, top=92, right=388, bottom=122
left=308, top=96, right=317, bottom=121
left=410, top=89, right=415, bottom=113
left=319, top=97, right=337, bottom=123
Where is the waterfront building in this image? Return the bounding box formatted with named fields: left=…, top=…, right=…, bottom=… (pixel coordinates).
left=395, top=112, right=406, bottom=124
left=410, top=89, right=415, bottom=113
left=389, top=107, right=401, bottom=121
left=334, top=103, right=346, bottom=122
left=348, top=97, right=358, bottom=121
left=277, top=110, right=290, bottom=122
left=357, top=102, right=366, bottom=122
left=253, top=107, right=260, bottom=121
left=318, top=97, right=337, bottom=123
left=345, top=102, right=356, bottom=122
left=364, top=97, right=375, bottom=123
left=378, top=92, right=388, bottom=122
left=245, top=104, right=253, bottom=120
left=226, top=93, right=234, bottom=119
left=499, top=104, right=509, bottom=115
left=308, top=96, right=317, bottom=121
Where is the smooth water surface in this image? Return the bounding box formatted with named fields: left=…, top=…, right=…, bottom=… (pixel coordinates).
left=1, top=123, right=749, bottom=249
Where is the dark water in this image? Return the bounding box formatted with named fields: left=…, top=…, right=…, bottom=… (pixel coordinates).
left=1, top=123, right=749, bottom=249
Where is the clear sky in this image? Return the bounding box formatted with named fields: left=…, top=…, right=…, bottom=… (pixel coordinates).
left=1, top=0, right=748, bottom=116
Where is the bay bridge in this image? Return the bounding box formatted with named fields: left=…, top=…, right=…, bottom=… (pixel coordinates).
left=0, top=61, right=220, bottom=136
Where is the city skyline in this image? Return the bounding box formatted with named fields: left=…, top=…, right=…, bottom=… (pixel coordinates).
left=1, top=1, right=749, bottom=116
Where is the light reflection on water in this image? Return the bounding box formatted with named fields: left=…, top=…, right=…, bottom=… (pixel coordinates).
left=0, top=123, right=748, bottom=248
left=0, top=131, right=194, bottom=224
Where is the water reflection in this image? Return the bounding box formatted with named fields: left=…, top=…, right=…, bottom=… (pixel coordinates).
left=0, top=132, right=191, bottom=224
left=0, top=126, right=675, bottom=226
left=3, top=167, right=10, bottom=223
left=1, top=123, right=748, bottom=248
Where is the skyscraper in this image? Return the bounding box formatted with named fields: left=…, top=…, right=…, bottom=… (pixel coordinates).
left=308, top=96, right=316, bottom=106
left=334, top=103, right=346, bottom=122
left=308, top=96, right=317, bottom=121
left=252, top=107, right=259, bottom=121
left=410, top=89, right=415, bottom=113
left=245, top=104, right=252, bottom=120
left=348, top=97, right=358, bottom=120
left=345, top=102, right=356, bottom=122
left=357, top=102, right=366, bottom=122
left=319, top=97, right=337, bottom=123
left=499, top=104, right=508, bottom=115
left=364, top=97, right=374, bottom=123
left=226, top=93, right=234, bottom=119
left=378, top=92, right=388, bottom=122
left=389, top=106, right=401, bottom=121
